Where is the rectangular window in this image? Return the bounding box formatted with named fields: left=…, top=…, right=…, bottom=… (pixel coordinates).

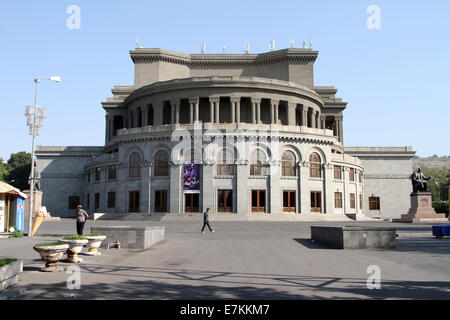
left=350, top=193, right=356, bottom=209
left=108, top=165, right=116, bottom=180
left=87, top=194, right=90, bottom=209
left=334, top=166, right=342, bottom=180
left=349, top=168, right=355, bottom=182
left=68, top=196, right=80, bottom=210
left=217, top=164, right=234, bottom=176
left=95, top=167, right=101, bottom=181
left=311, top=191, right=321, bottom=213
left=107, top=192, right=116, bottom=208
left=369, top=197, right=380, bottom=210
left=129, top=191, right=140, bottom=212
left=87, top=171, right=91, bottom=183
left=217, top=190, right=233, bottom=212
left=94, top=193, right=100, bottom=210
left=334, top=192, right=342, bottom=208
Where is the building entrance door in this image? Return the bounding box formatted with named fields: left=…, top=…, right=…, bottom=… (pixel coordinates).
left=185, top=194, right=199, bottom=213
left=217, top=190, right=232, bottom=212
left=311, top=191, right=321, bottom=213
left=283, top=190, right=296, bottom=213
left=129, top=191, right=140, bottom=213
left=251, top=190, right=266, bottom=213
left=155, top=190, right=168, bottom=212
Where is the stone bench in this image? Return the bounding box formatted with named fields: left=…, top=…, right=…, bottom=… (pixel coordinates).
left=311, top=226, right=396, bottom=249
left=90, top=226, right=165, bottom=249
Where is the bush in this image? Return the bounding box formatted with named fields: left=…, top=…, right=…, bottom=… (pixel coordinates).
left=0, top=258, right=16, bottom=268
left=433, top=200, right=449, bottom=216
left=9, top=230, right=24, bottom=238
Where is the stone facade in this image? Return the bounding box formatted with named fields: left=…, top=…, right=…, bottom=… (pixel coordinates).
left=36, top=48, right=415, bottom=219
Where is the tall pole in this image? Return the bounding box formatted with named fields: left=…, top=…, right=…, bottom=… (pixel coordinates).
left=28, top=79, right=39, bottom=237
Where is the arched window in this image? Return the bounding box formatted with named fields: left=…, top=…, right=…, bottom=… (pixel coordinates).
left=250, top=149, right=267, bottom=176
left=129, top=152, right=141, bottom=178
left=282, top=150, right=296, bottom=176
left=154, top=150, right=169, bottom=176
left=309, top=152, right=321, bottom=178
left=217, top=148, right=234, bottom=176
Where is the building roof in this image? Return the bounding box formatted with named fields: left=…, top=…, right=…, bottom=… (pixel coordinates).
left=0, top=181, right=27, bottom=198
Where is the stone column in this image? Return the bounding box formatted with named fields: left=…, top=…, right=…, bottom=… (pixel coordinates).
left=209, top=98, right=214, bottom=123
left=175, top=102, right=180, bottom=124
left=337, top=116, right=344, bottom=144
left=210, top=96, right=220, bottom=123
left=273, top=101, right=279, bottom=125
left=323, top=163, right=334, bottom=214
left=303, top=108, right=308, bottom=127
left=171, top=103, right=176, bottom=125
left=201, top=161, right=215, bottom=212
left=169, top=162, right=182, bottom=214
left=231, top=97, right=241, bottom=123
left=251, top=100, right=256, bottom=124
left=154, top=101, right=163, bottom=126
left=215, top=102, right=219, bottom=123
left=231, top=100, right=235, bottom=124
left=142, top=109, right=147, bottom=126
left=288, top=102, right=296, bottom=126
left=236, top=160, right=249, bottom=214
left=269, top=161, right=281, bottom=214
left=141, top=162, right=152, bottom=214
left=188, top=98, right=196, bottom=124
left=299, top=162, right=310, bottom=213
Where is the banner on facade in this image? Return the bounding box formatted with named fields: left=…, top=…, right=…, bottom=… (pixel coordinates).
left=183, top=163, right=200, bottom=194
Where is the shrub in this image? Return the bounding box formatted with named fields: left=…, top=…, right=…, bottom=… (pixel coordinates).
left=433, top=200, right=449, bottom=216
left=9, top=230, right=24, bottom=238
left=0, top=258, right=17, bottom=268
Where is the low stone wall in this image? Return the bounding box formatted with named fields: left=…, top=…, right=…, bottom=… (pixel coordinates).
left=0, top=259, right=23, bottom=291
left=90, top=226, right=164, bottom=249
left=311, top=226, right=396, bottom=249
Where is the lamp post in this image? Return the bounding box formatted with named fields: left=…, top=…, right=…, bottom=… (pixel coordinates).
left=25, top=76, right=60, bottom=237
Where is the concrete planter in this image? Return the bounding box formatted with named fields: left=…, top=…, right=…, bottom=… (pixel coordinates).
left=33, top=244, right=69, bottom=272
left=84, top=235, right=106, bottom=255
left=59, top=239, right=89, bottom=263
left=0, top=259, right=23, bottom=291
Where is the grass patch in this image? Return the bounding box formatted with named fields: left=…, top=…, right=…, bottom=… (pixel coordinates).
left=84, top=234, right=105, bottom=237
left=35, top=242, right=66, bottom=247
left=62, top=235, right=87, bottom=240
left=0, top=258, right=17, bottom=268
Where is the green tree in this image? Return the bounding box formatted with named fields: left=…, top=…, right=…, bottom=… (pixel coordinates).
left=0, top=158, right=9, bottom=181
left=5, top=152, right=31, bottom=191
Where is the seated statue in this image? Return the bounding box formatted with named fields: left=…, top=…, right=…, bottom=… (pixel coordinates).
left=411, top=168, right=431, bottom=193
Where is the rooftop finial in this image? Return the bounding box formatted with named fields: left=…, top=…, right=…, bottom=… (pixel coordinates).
left=200, top=42, right=206, bottom=54
left=289, top=36, right=294, bottom=48
left=223, top=45, right=226, bottom=54
left=269, top=40, right=275, bottom=51
left=309, top=35, right=312, bottom=49
left=244, top=42, right=249, bottom=54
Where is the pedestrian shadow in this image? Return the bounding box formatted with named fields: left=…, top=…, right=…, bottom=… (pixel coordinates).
left=293, top=238, right=330, bottom=250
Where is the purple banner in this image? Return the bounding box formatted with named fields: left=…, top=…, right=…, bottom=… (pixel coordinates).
left=183, top=163, right=200, bottom=193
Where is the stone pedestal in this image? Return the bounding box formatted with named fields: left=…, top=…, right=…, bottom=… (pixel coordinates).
left=23, top=190, right=42, bottom=222
left=395, top=192, right=448, bottom=223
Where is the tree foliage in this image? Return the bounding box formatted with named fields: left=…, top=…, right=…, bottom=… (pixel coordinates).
left=1, top=152, right=32, bottom=191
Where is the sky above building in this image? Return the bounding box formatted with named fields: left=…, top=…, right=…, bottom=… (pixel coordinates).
left=0, top=0, right=449, bottom=161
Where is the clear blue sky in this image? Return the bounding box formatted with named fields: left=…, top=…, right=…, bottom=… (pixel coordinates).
left=1, top=0, right=449, bottom=161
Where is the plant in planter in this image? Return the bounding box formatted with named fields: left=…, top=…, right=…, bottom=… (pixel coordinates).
left=59, top=235, right=88, bottom=263
left=33, top=242, right=69, bottom=272
left=83, top=234, right=107, bottom=256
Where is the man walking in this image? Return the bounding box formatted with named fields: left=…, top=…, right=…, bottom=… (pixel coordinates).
left=201, top=208, right=215, bottom=233
left=75, top=205, right=89, bottom=235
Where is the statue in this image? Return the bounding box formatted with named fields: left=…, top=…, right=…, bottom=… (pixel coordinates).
left=411, top=168, right=431, bottom=193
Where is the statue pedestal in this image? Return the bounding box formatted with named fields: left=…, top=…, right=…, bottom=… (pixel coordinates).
left=394, top=192, right=448, bottom=223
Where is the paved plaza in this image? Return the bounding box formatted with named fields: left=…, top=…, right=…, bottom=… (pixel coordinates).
left=1, top=219, right=449, bottom=300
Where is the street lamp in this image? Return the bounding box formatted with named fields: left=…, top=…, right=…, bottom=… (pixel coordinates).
left=25, top=76, right=60, bottom=237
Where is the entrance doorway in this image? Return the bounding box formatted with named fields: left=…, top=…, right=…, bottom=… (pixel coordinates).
left=129, top=191, right=140, bottom=212
left=311, top=191, right=321, bottom=213
left=155, top=190, right=168, bottom=212
left=185, top=193, right=199, bottom=213
left=251, top=190, right=266, bottom=213
left=283, top=190, right=296, bottom=213
left=217, top=190, right=233, bottom=212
